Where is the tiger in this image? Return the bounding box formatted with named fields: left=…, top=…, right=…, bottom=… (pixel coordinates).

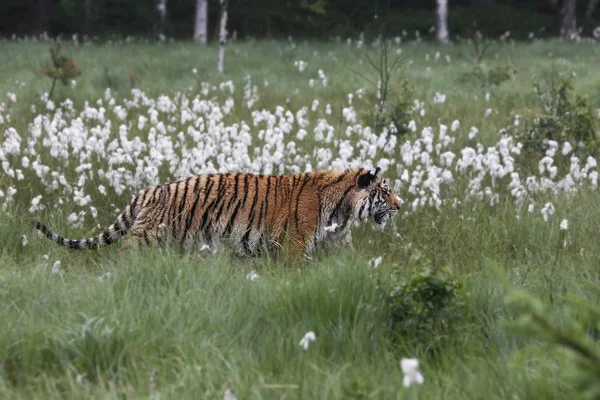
left=34, top=167, right=403, bottom=258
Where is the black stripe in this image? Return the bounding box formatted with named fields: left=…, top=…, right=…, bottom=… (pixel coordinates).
left=262, top=176, right=272, bottom=229
left=256, top=177, right=268, bottom=233
left=314, top=194, right=322, bottom=239
left=285, top=174, right=301, bottom=230
left=224, top=199, right=242, bottom=236
left=158, top=183, right=173, bottom=224
left=131, top=192, right=142, bottom=212
left=211, top=174, right=231, bottom=219
left=256, top=198, right=265, bottom=236
left=290, top=174, right=299, bottom=194
left=201, top=175, right=216, bottom=207
left=226, top=174, right=240, bottom=211
left=240, top=174, right=250, bottom=206
left=176, top=177, right=192, bottom=233
left=126, top=192, right=143, bottom=222
left=214, top=194, right=229, bottom=226
left=122, top=212, right=133, bottom=230
left=182, top=177, right=202, bottom=243
left=224, top=174, right=249, bottom=235
left=247, top=176, right=261, bottom=224
left=139, top=189, right=150, bottom=207
left=102, top=230, right=114, bottom=245
left=322, top=171, right=348, bottom=190
left=273, top=176, right=279, bottom=207
left=169, top=181, right=183, bottom=227
left=199, top=175, right=224, bottom=234
left=114, top=219, right=124, bottom=234
left=327, top=186, right=354, bottom=225
left=294, top=175, right=311, bottom=233
left=206, top=174, right=231, bottom=232
left=358, top=201, right=368, bottom=218
left=242, top=176, right=261, bottom=252
left=339, top=213, right=350, bottom=231
left=143, top=231, right=151, bottom=245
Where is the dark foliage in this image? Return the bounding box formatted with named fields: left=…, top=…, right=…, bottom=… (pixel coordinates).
left=1, top=0, right=598, bottom=40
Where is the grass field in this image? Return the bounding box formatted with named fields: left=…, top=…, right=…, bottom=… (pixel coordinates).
left=1, top=36, right=600, bottom=399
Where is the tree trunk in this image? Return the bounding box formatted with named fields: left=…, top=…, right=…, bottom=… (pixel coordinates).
left=156, top=0, right=167, bottom=36
left=560, top=0, right=577, bottom=38
left=585, top=0, right=599, bottom=20
left=35, top=0, right=52, bottom=34
left=194, top=0, right=208, bottom=44
left=217, top=0, right=228, bottom=73
left=436, top=0, right=449, bottom=44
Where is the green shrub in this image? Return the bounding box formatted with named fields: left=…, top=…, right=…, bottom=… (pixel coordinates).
left=518, top=70, right=599, bottom=154
left=458, top=64, right=513, bottom=93
left=379, top=258, right=467, bottom=353
left=375, top=78, right=414, bottom=136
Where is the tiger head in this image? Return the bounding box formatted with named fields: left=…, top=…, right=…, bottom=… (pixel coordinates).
left=355, top=167, right=403, bottom=227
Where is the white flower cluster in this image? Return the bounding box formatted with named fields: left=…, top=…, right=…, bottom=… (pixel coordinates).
left=0, top=64, right=597, bottom=230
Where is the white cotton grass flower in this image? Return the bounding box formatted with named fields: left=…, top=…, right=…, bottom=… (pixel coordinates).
left=223, top=384, right=238, bottom=400
left=29, top=195, right=43, bottom=213
left=468, top=126, right=478, bottom=140
left=433, top=92, right=446, bottom=104
left=246, top=270, right=260, bottom=281
left=51, top=261, right=61, bottom=275
left=299, top=331, right=316, bottom=350
left=560, top=219, right=569, bottom=231
left=369, top=256, right=383, bottom=268
left=541, top=202, right=555, bottom=222
left=21, top=235, right=28, bottom=247
left=75, top=372, right=88, bottom=384
left=450, top=120, right=460, bottom=132
left=294, top=60, right=307, bottom=72
left=408, top=120, right=416, bottom=132
left=98, top=272, right=112, bottom=281
left=400, top=358, right=424, bottom=388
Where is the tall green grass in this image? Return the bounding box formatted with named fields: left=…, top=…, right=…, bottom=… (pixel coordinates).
left=0, top=38, right=599, bottom=398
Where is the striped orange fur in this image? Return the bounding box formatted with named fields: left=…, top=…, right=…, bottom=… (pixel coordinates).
left=34, top=167, right=402, bottom=258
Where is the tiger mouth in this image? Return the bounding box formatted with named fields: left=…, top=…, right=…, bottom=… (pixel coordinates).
left=374, top=211, right=388, bottom=225
left=374, top=210, right=398, bottom=225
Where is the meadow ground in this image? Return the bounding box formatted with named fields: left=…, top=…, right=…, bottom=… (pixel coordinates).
left=0, top=36, right=599, bottom=399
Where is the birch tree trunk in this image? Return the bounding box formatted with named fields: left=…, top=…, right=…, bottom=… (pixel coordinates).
left=560, top=0, right=577, bottom=38
left=194, top=0, right=208, bottom=44
left=436, top=0, right=449, bottom=44
left=217, top=0, right=228, bottom=73
left=156, top=0, right=167, bottom=36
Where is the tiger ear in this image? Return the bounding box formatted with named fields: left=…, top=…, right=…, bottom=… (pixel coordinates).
left=357, top=167, right=381, bottom=188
